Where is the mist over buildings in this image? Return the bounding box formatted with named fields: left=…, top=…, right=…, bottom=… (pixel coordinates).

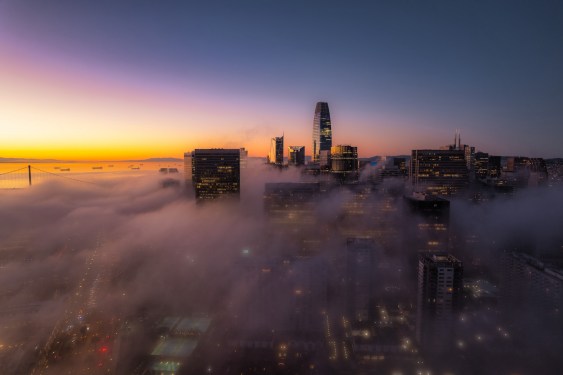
left=1, top=161, right=562, bottom=374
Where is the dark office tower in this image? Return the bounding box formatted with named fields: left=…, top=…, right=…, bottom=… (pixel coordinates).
left=330, top=145, right=358, bottom=181
left=288, top=146, right=305, bottom=166
left=499, top=252, right=563, bottom=358
left=487, top=155, right=501, bottom=178
left=346, top=237, right=379, bottom=323
left=410, top=149, right=469, bottom=195
left=501, top=252, right=563, bottom=315
left=189, top=149, right=241, bottom=201
left=393, top=157, right=408, bottom=175
left=312, top=102, right=332, bottom=163
left=264, top=182, right=320, bottom=225
left=268, top=135, right=284, bottom=165
left=529, top=158, right=548, bottom=186
left=448, top=131, right=475, bottom=176
left=404, top=192, right=450, bottom=252
left=416, top=253, right=463, bottom=351
left=474, top=152, right=489, bottom=180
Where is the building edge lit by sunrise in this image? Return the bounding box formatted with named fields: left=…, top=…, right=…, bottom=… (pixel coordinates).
left=268, top=135, right=284, bottom=166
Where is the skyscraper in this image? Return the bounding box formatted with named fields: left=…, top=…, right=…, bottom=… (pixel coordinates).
left=268, top=135, right=284, bottom=165
left=188, top=149, right=241, bottom=201
left=263, top=182, right=320, bottom=227
left=410, top=149, right=469, bottom=195
left=416, top=253, right=463, bottom=351
left=288, top=146, right=305, bottom=166
left=404, top=192, right=450, bottom=252
left=312, top=102, right=332, bottom=163
left=346, top=237, right=379, bottom=323
left=474, top=152, right=489, bottom=180
left=330, top=145, right=358, bottom=181
left=501, top=252, right=563, bottom=315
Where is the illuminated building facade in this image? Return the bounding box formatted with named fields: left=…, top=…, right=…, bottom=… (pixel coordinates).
left=410, top=149, right=469, bottom=195
left=268, top=135, right=284, bottom=165
left=416, top=253, right=463, bottom=351
left=189, top=149, right=241, bottom=201
left=474, top=152, right=489, bottom=179
left=288, top=146, right=305, bottom=166
left=330, top=145, right=358, bottom=180
left=312, top=102, right=332, bottom=163
left=463, top=145, right=475, bottom=172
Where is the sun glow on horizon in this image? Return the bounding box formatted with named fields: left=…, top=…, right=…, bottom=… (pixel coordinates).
left=1, top=39, right=487, bottom=161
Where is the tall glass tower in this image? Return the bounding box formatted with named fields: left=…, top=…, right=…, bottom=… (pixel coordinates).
left=312, top=102, right=332, bottom=163
left=268, top=135, right=284, bottom=165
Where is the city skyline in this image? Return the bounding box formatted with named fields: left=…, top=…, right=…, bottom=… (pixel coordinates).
left=2, top=2, right=563, bottom=373
left=1, top=1, right=563, bottom=160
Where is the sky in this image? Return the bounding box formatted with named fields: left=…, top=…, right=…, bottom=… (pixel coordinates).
left=1, top=0, right=562, bottom=160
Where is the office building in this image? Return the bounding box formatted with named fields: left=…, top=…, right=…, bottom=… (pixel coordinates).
left=240, top=147, right=248, bottom=169
left=474, top=152, right=489, bottom=180
left=288, top=146, right=305, bottom=166
left=312, top=102, right=332, bottom=163
left=319, top=150, right=331, bottom=170
left=264, top=182, right=320, bottom=227
left=404, top=192, right=450, bottom=252
left=410, top=149, right=469, bottom=195
left=331, top=145, right=359, bottom=181
left=501, top=157, right=549, bottom=187
left=184, top=151, right=193, bottom=181
left=501, top=252, right=563, bottom=315
left=346, top=237, right=379, bottom=323
left=416, top=253, right=463, bottom=351
left=393, top=157, right=408, bottom=175
left=268, top=135, right=284, bottom=165
left=488, top=155, right=502, bottom=178
left=188, top=149, right=241, bottom=201
left=465, top=146, right=475, bottom=171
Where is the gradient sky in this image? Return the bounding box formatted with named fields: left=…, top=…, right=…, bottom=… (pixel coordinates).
left=1, top=0, right=562, bottom=160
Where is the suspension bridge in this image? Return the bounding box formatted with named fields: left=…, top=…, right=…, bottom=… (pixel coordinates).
left=0, top=165, right=100, bottom=189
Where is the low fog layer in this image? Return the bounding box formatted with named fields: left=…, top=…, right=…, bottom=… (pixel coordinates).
left=1, top=161, right=562, bottom=374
